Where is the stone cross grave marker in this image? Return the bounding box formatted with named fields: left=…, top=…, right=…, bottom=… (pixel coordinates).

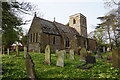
left=25, top=53, right=36, bottom=80
left=112, top=48, right=120, bottom=68
left=70, top=49, right=74, bottom=60
left=7, top=48, right=9, bottom=55
left=24, top=46, right=27, bottom=58
left=55, top=50, right=58, bottom=56
left=56, top=50, right=64, bottom=67
left=80, top=48, right=87, bottom=62
left=44, top=45, right=51, bottom=65
left=63, top=50, right=66, bottom=59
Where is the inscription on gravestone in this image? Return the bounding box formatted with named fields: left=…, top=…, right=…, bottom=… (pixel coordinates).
left=56, top=50, right=64, bottom=67
left=44, top=45, right=51, bottom=65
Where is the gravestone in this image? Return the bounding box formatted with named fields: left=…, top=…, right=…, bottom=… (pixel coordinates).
left=56, top=50, right=64, bottom=67
left=7, top=48, right=9, bottom=55
left=96, top=53, right=103, bottom=59
left=80, top=48, right=87, bottom=62
left=112, top=48, right=120, bottom=68
left=44, top=45, right=51, bottom=65
left=25, top=53, right=36, bottom=80
left=63, top=50, right=66, bottom=59
left=70, top=49, right=74, bottom=60
left=16, top=45, right=19, bottom=57
left=78, top=46, right=81, bottom=55
left=55, top=50, right=58, bottom=56
left=86, top=55, right=96, bottom=64
left=24, top=46, right=27, bottom=58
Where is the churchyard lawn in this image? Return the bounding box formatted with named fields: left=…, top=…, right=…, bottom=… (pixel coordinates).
left=2, top=52, right=120, bottom=79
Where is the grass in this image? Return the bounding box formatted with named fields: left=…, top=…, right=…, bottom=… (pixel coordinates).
left=1, top=52, right=120, bottom=79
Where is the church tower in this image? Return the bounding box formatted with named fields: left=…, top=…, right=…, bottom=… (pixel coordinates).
left=69, top=13, right=87, bottom=37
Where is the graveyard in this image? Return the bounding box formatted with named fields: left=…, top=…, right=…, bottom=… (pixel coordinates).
left=1, top=0, right=120, bottom=79
left=2, top=51, right=120, bottom=79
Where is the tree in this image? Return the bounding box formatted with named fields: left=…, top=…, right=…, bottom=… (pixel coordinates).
left=97, top=9, right=119, bottom=48
left=2, top=1, right=35, bottom=49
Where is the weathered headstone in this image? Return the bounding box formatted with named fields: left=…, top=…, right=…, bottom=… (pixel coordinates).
left=16, top=45, right=19, bottom=57
left=80, top=48, right=87, bottom=62
left=7, top=48, right=9, bottom=55
left=86, top=55, right=96, bottom=64
left=44, top=45, right=51, bottom=65
left=112, top=48, right=120, bottom=68
left=103, top=47, right=106, bottom=53
left=55, top=50, right=58, bottom=56
left=96, top=53, right=103, bottom=59
left=24, top=46, right=27, bottom=58
left=70, top=49, right=74, bottom=60
left=25, top=53, right=36, bottom=80
left=63, top=50, right=66, bottom=59
left=56, top=50, right=64, bottom=67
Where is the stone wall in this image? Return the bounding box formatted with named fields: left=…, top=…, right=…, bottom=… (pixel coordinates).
left=87, top=38, right=96, bottom=51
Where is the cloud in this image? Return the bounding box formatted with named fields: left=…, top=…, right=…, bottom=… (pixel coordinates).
left=17, top=0, right=104, bottom=3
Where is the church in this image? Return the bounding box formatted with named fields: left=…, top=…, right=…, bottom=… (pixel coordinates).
left=28, top=13, right=96, bottom=53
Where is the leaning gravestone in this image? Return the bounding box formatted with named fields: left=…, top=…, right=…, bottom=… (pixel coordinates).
left=56, top=50, right=64, bottom=67
left=24, top=46, right=27, bottom=58
left=25, top=53, right=36, bottom=80
left=7, top=48, right=9, bottom=55
left=63, top=50, right=66, bottom=59
left=55, top=50, right=58, bottom=56
left=112, top=47, right=120, bottom=68
left=70, top=49, right=74, bottom=60
left=80, top=48, right=87, bottom=62
left=44, top=45, right=51, bottom=65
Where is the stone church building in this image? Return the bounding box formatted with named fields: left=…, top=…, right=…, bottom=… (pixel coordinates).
left=28, top=13, right=96, bottom=53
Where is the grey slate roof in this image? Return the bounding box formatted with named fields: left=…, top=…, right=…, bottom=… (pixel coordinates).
left=38, top=17, right=60, bottom=35
left=37, top=17, right=79, bottom=36
left=54, top=22, right=80, bottom=35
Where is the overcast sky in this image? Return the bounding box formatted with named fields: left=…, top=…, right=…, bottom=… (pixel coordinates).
left=18, top=0, right=115, bottom=34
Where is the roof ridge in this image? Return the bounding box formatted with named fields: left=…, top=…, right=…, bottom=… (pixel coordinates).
left=37, top=17, right=54, bottom=23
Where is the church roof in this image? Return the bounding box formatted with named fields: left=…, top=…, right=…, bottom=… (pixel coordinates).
left=38, top=17, right=60, bottom=35
left=54, top=22, right=80, bottom=35
left=37, top=17, right=80, bottom=36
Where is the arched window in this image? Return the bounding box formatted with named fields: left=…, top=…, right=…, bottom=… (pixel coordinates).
left=65, top=37, right=70, bottom=48
left=53, top=36, right=55, bottom=44
left=73, top=19, right=76, bottom=24
left=36, top=32, right=38, bottom=42
left=33, top=33, right=35, bottom=42
left=30, top=34, right=32, bottom=42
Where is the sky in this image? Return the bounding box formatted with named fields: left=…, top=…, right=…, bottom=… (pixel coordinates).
left=18, top=0, right=115, bottom=34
